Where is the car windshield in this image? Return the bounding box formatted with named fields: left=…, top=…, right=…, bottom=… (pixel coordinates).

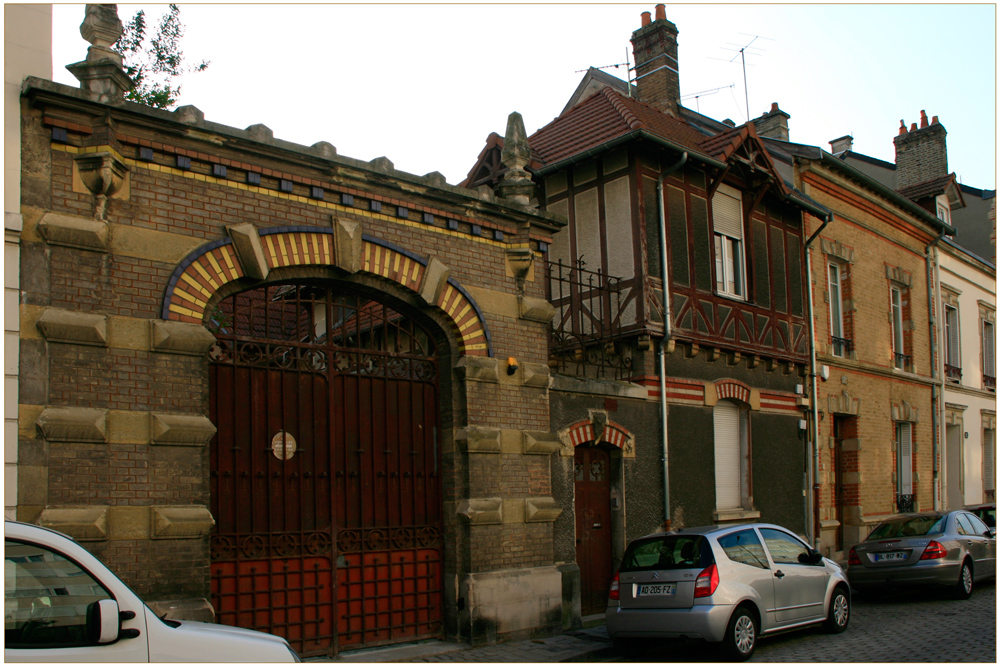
left=867, top=515, right=946, bottom=540
left=619, top=535, right=712, bottom=572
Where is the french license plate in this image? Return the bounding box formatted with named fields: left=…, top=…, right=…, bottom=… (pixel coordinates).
left=637, top=583, right=676, bottom=597
left=873, top=551, right=907, bottom=562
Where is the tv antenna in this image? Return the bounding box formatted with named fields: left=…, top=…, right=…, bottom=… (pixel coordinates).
left=709, top=33, right=773, bottom=122
left=681, top=84, right=735, bottom=113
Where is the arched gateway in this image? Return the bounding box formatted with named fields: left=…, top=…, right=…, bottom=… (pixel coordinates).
left=162, top=228, right=492, bottom=658
left=207, top=281, right=443, bottom=657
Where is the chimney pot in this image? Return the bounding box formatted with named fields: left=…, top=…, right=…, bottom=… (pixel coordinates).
left=910, top=123, right=918, bottom=132
left=932, top=115, right=939, bottom=125
left=655, top=4, right=666, bottom=20
left=898, top=120, right=907, bottom=135
left=770, top=102, right=779, bottom=113
left=920, top=110, right=928, bottom=128
left=641, top=11, right=651, bottom=26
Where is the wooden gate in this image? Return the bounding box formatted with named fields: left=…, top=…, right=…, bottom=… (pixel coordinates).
left=208, top=282, right=443, bottom=658
left=574, top=446, right=613, bottom=615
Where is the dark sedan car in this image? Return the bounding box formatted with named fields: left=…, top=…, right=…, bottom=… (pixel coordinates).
left=847, top=510, right=996, bottom=599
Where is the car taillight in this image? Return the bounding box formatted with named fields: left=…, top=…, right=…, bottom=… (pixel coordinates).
left=848, top=547, right=861, bottom=566
left=921, top=540, right=947, bottom=560
left=609, top=571, right=620, bottom=600
left=693, top=564, right=719, bottom=598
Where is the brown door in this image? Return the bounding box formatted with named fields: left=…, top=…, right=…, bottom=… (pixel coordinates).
left=575, top=446, right=613, bottom=615
left=209, top=282, right=443, bottom=658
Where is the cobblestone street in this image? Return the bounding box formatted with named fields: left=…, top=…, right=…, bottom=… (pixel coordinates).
left=326, top=581, right=997, bottom=663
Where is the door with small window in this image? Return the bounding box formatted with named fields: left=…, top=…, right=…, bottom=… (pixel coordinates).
left=575, top=446, right=614, bottom=615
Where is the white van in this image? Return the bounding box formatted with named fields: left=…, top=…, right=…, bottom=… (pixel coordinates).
left=4, top=520, right=299, bottom=662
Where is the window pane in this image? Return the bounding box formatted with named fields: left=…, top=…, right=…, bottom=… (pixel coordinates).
left=620, top=535, right=712, bottom=572
left=897, top=423, right=913, bottom=494
left=829, top=264, right=843, bottom=340
left=891, top=288, right=904, bottom=358
left=5, top=540, right=112, bottom=648
left=759, top=528, right=809, bottom=565
left=718, top=530, right=769, bottom=569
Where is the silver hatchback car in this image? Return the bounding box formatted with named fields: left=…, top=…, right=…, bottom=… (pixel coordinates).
left=605, top=523, right=849, bottom=661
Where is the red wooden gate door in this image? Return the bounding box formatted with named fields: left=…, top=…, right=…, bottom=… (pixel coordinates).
left=574, top=446, right=613, bottom=615
left=208, top=282, right=443, bottom=658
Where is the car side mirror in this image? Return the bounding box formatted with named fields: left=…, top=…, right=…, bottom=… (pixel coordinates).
left=987, top=528, right=996, bottom=539
left=86, top=599, right=121, bottom=644
left=798, top=548, right=823, bottom=565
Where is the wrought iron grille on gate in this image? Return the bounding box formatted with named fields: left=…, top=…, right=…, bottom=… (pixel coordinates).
left=208, top=282, right=444, bottom=658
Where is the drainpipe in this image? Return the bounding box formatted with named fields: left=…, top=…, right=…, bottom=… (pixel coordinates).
left=805, top=211, right=833, bottom=549
left=657, top=151, right=688, bottom=531
left=925, top=231, right=946, bottom=510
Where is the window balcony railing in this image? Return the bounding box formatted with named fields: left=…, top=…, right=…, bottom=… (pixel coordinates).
left=831, top=336, right=853, bottom=357
left=893, top=353, right=912, bottom=370
left=896, top=493, right=915, bottom=513
left=944, top=364, right=962, bottom=383
left=985, top=375, right=996, bottom=392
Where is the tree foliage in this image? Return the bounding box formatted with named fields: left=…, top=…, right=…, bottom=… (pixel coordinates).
left=113, top=4, right=209, bottom=109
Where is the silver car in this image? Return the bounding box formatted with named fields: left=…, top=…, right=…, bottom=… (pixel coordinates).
left=847, top=510, right=996, bottom=599
left=605, top=523, right=850, bottom=661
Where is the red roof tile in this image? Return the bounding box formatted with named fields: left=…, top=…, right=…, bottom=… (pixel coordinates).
left=897, top=173, right=959, bottom=202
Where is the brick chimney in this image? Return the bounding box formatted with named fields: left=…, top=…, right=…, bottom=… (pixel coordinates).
left=630, top=4, right=680, bottom=117
left=894, top=111, right=948, bottom=190
left=753, top=102, right=790, bottom=141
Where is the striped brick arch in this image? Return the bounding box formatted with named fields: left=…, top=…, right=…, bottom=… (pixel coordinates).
left=562, top=419, right=635, bottom=453
left=715, top=379, right=751, bottom=404
left=161, top=227, right=492, bottom=356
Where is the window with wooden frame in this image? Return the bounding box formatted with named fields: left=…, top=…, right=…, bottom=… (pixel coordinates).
left=984, top=427, right=996, bottom=502
left=895, top=421, right=914, bottom=512
left=712, top=184, right=746, bottom=300
left=828, top=262, right=849, bottom=357
left=983, top=318, right=996, bottom=392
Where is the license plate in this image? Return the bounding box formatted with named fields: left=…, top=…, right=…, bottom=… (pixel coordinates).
left=873, top=551, right=907, bottom=562
left=637, top=583, right=676, bottom=597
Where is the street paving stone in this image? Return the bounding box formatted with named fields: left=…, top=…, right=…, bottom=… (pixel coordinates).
left=324, top=582, right=995, bottom=663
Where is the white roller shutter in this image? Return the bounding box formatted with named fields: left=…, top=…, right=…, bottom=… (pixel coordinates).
left=714, top=400, right=741, bottom=510
left=712, top=185, right=743, bottom=240
left=985, top=429, right=995, bottom=493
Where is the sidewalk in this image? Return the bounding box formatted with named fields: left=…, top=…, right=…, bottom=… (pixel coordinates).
left=318, top=618, right=614, bottom=663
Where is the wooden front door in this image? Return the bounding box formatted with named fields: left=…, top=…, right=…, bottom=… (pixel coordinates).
left=575, top=446, right=613, bottom=615
left=208, top=282, right=443, bottom=658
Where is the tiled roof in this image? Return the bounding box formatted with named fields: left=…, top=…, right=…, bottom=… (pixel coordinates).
left=897, top=173, right=958, bottom=201
left=528, top=87, right=710, bottom=168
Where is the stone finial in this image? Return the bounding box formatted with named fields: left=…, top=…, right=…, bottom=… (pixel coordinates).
left=66, top=5, right=134, bottom=102
left=497, top=112, right=536, bottom=205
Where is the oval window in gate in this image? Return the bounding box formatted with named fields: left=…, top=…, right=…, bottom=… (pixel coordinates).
left=208, top=281, right=444, bottom=658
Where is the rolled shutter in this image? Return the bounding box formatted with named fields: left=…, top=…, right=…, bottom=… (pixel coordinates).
left=712, top=185, right=743, bottom=240
left=714, top=400, right=741, bottom=509
left=898, top=423, right=913, bottom=495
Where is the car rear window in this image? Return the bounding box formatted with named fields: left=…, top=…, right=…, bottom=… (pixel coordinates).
left=867, top=515, right=945, bottom=540
left=620, top=535, right=712, bottom=572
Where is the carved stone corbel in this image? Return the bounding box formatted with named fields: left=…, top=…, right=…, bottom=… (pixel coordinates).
left=74, top=152, right=128, bottom=220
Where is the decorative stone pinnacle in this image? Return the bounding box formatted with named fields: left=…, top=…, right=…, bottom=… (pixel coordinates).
left=67, top=4, right=133, bottom=102
left=81, top=4, right=123, bottom=52
left=498, top=111, right=536, bottom=206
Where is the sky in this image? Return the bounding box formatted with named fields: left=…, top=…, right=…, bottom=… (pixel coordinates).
left=49, top=3, right=996, bottom=190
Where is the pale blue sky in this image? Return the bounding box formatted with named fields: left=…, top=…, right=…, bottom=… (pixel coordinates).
left=51, top=4, right=996, bottom=189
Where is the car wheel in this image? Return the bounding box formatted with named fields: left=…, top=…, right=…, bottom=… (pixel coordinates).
left=953, top=560, right=973, bottom=600
left=613, top=638, right=647, bottom=659
left=823, top=585, right=850, bottom=633
left=722, top=606, right=758, bottom=662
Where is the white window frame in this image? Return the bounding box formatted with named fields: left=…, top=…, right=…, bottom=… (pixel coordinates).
left=828, top=262, right=845, bottom=355
left=983, top=320, right=995, bottom=382
left=944, top=304, right=961, bottom=370
left=714, top=399, right=749, bottom=510
left=712, top=184, right=746, bottom=300
left=985, top=428, right=996, bottom=497
left=891, top=286, right=905, bottom=368
left=896, top=422, right=913, bottom=496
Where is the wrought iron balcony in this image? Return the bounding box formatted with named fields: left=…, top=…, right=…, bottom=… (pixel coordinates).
left=546, top=258, right=631, bottom=379
left=944, top=364, right=962, bottom=383
left=985, top=375, right=996, bottom=392
left=831, top=336, right=853, bottom=357
left=896, top=493, right=915, bottom=513
left=893, top=352, right=912, bottom=370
